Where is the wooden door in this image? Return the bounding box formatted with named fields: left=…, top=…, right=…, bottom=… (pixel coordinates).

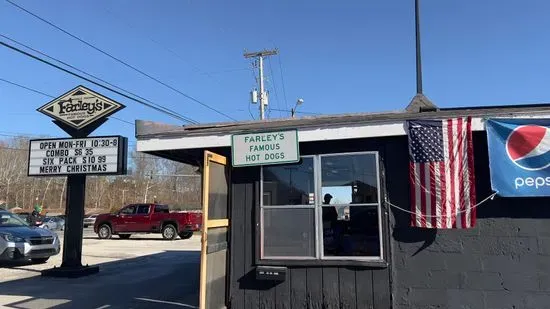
left=200, top=151, right=230, bottom=309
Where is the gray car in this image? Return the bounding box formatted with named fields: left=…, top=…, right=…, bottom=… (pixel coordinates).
left=0, top=211, right=61, bottom=263
left=40, top=217, right=65, bottom=231
left=83, top=214, right=98, bottom=228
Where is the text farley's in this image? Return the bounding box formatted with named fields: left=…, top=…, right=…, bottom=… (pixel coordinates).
left=58, top=98, right=105, bottom=115
left=244, top=133, right=286, bottom=162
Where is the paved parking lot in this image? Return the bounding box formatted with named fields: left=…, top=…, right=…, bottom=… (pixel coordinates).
left=0, top=228, right=201, bottom=309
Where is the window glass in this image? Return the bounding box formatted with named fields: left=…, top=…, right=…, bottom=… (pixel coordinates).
left=137, top=205, right=150, bottom=214
left=321, top=154, right=378, bottom=204
left=263, top=208, right=315, bottom=257
left=121, top=205, right=136, bottom=215
left=322, top=206, right=380, bottom=257
left=0, top=213, right=28, bottom=226
left=263, top=157, right=314, bottom=206
left=154, top=205, right=169, bottom=213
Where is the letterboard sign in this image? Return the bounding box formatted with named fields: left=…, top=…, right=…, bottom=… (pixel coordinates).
left=28, top=136, right=127, bottom=176
left=231, top=130, right=299, bottom=167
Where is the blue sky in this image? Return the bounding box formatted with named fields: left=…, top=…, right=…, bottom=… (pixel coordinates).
left=1, top=0, right=550, bottom=146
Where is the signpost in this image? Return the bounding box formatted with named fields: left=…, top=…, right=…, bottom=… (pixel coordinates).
left=231, top=130, right=299, bottom=167
left=33, top=85, right=126, bottom=278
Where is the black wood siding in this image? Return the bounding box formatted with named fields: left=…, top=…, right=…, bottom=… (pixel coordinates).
left=229, top=138, right=395, bottom=309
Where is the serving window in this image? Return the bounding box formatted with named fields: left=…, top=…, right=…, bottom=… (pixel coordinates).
left=260, top=152, right=384, bottom=263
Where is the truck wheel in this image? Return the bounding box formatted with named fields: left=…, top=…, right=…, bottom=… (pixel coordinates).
left=179, top=232, right=193, bottom=239
left=119, top=234, right=131, bottom=239
left=98, top=224, right=112, bottom=239
left=162, top=224, right=177, bottom=240
left=31, top=257, right=49, bottom=264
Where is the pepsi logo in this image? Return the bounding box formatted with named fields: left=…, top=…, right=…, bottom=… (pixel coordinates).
left=506, top=125, right=550, bottom=171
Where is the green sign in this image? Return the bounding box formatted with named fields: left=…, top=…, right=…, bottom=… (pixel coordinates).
left=231, top=130, right=299, bottom=167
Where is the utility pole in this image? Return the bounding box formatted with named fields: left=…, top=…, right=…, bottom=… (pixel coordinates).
left=244, top=49, right=278, bottom=120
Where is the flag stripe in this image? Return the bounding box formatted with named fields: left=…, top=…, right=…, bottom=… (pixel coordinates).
left=419, top=163, right=427, bottom=227
left=425, top=163, right=432, bottom=228
left=443, top=122, right=451, bottom=228
left=461, top=118, right=471, bottom=227
left=466, top=117, right=477, bottom=227
left=439, top=162, right=448, bottom=228
left=415, top=163, right=422, bottom=227
left=457, top=117, right=466, bottom=229
left=429, top=163, right=437, bottom=228
left=409, top=161, right=416, bottom=227
left=434, top=161, right=441, bottom=228
left=448, top=119, right=457, bottom=228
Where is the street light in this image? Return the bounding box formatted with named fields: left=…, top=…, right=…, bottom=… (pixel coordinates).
left=291, top=98, right=304, bottom=118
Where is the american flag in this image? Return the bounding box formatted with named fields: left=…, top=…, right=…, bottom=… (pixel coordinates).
left=407, top=117, right=476, bottom=229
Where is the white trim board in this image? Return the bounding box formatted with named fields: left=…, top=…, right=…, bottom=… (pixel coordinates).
left=136, top=114, right=550, bottom=152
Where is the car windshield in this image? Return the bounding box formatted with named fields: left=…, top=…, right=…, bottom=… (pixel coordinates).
left=0, top=212, right=29, bottom=227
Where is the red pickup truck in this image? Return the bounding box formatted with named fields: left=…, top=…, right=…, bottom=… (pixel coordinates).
left=93, top=204, right=202, bottom=240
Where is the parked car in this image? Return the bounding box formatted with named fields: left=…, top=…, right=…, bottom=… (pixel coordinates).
left=39, top=217, right=65, bottom=231
left=94, top=204, right=202, bottom=240
left=83, top=214, right=98, bottom=228
left=0, top=210, right=61, bottom=263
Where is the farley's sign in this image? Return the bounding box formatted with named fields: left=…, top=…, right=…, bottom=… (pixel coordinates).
left=231, top=130, right=299, bottom=167
left=37, top=85, right=124, bottom=130
left=28, top=136, right=127, bottom=176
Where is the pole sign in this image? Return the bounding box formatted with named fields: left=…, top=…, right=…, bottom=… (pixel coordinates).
left=231, top=130, right=299, bottom=167
left=28, top=136, right=127, bottom=176
left=37, top=85, right=125, bottom=130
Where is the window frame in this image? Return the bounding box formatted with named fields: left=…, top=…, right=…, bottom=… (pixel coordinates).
left=318, top=152, right=384, bottom=261
left=258, top=151, right=387, bottom=266
left=120, top=205, right=137, bottom=215
left=260, top=155, right=316, bottom=260
left=136, top=204, right=151, bottom=215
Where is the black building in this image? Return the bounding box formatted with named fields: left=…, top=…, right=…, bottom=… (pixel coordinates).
left=136, top=101, right=550, bottom=309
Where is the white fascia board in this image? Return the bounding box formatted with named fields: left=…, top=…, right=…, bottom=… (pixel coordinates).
left=136, top=114, right=550, bottom=152
left=138, top=134, right=230, bottom=152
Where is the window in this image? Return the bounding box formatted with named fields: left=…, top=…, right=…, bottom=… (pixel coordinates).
left=137, top=205, right=150, bottom=214
left=0, top=212, right=28, bottom=227
left=154, top=205, right=170, bottom=213
left=262, top=157, right=315, bottom=258
left=260, top=152, right=383, bottom=261
left=120, top=205, right=136, bottom=215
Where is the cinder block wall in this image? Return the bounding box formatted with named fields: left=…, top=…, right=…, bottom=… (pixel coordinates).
left=385, top=133, right=550, bottom=309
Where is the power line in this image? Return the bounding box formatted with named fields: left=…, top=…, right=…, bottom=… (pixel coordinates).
left=5, top=0, right=237, bottom=121
left=269, top=108, right=321, bottom=115
left=0, top=145, right=180, bottom=163
left=101, top=5, right=229, bottom=86
left=0, top=130, right=53, bottom=137
left=0, top=34, right=196, bottom=124
left=0, top=77, right=136, bottom=126
left=110, top=117, right=134, bottom=126
left=0, top=77, right=52, bottom=98
left=268, top=57, right=282, bottom=118
left=0, top=40, right=199, bottom=124
left=277, top=53, right=290, bottom=114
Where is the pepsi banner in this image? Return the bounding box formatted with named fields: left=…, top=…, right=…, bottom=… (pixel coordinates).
left=486, top=119, right=550, bottom=197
